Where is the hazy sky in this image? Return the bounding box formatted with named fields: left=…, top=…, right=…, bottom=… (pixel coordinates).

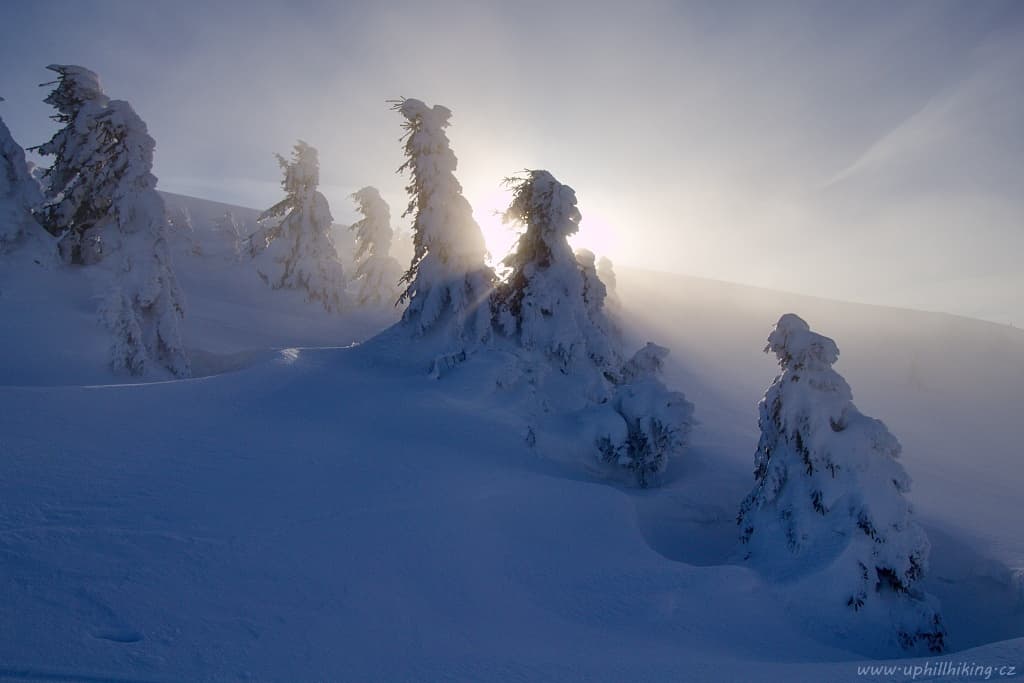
left=2, top=0, right=1021, bottom=324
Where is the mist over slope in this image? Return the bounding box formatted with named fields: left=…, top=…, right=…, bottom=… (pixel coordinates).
left=617, top=268, right=1024, bottom=555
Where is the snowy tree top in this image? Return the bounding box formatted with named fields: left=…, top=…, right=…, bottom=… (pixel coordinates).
left=398, top=98, right=452, bottom=131
left=351, top=186, right=389, bottom=228
left=259, top=141, right=322, bottom=224
left=278, top=140, right=319, bottom=196
left=766, top=313, right=840, bottom=371
left=502, top=170, right=581, bottom=244
left=575, top=248, right=596, bottom=268
left=352, top=185, right=385, bottom=206
left=392, top=97, right=468, bottom=221
left=43, top=64, right=108, bottom=114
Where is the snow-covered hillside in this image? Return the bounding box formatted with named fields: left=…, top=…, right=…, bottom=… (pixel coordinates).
left=0, top=195, right=1021, bottom=681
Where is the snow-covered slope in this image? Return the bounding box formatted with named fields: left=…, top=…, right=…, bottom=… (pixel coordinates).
left=0, top=196, right=1021, bottom=681
left=0, top=194, right=393, bottom=385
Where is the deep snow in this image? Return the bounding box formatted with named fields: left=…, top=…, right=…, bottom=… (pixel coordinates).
left=0, top=195, right=1021, bottom=681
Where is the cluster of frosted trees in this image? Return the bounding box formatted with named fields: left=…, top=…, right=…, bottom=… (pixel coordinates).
left=383, top=96, right=946, bottom=654
left=0, top=65, right=406, bottom=377
left=1, top=67, right=945, bottom=653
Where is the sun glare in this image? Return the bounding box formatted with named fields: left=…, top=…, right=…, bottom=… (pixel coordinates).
left=568, top=210, right=617, bottom=262
left=473, top=187, right=518, bottom=267
left=472, top=189, right=619, bottom=270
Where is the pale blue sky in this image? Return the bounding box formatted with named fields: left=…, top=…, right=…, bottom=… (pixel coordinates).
left=1, top=0, right=1021, bottom=323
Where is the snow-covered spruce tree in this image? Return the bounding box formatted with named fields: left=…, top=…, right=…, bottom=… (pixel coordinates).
left=494, top=171, right=617, bottom=374
left=737, top=313, right=945, bottom=653
left=350, top=186, right=402, bottom=307
left=93, top=102, right=189, bottom=377
left=35, top=65, right=111, bottom=264
left=495, top=170, right=691, bottom=487
left=34, top=65, right=189, bottom=377
left=254, top=141, right=346, bottom=312
left=0, top=98, right=44, bottom=251
left=392, top=98, right=493, bottom=341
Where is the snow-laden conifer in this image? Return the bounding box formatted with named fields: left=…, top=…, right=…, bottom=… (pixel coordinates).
left=495, top=171, right=617, bottom=372
left=393, top=98, right=493, bottom=340
left=91, top=100, right=189, bottom=377
left=36, top=65, right=189, bottom=377
left=350, top=186, right=402, bottom=307
left=496, top=170, right=692, bottom=486
left=0, top=99, right=44, bottom=251
left=737, top=313, right=945, bottom=653
left=254, top=141, right=346, bottom=313
left=35, top=65, right=111, bottom=264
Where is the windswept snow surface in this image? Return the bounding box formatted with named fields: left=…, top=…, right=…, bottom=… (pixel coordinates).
left=0, top=200, right=1022, bottom=681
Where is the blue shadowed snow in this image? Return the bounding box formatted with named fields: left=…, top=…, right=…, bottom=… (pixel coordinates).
left=0, top=195, right=1021, bottom=681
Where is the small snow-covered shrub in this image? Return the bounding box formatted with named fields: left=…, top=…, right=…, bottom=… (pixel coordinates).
left=601, top=343, right=694, bottom=487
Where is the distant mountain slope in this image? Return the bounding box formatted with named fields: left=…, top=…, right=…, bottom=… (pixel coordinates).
left=159, top=190, right=263, bottom=230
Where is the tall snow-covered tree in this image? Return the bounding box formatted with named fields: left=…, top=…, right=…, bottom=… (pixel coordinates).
left=253, top=141, right=346, bottom=313
left=1, top=98, right=44, bottom=251
left=35, top=65, right=189, bottom=377
left=393, top=98, right=493, bottom=340
left=496, top=170, right=691, bottom=486
left=495, top=171, right=617, bottom=373
left=349, top=186, right=402, bottom=307
left=35, top=65, right=111, bottom=264
left=737, top=313, right=945, bottom=653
